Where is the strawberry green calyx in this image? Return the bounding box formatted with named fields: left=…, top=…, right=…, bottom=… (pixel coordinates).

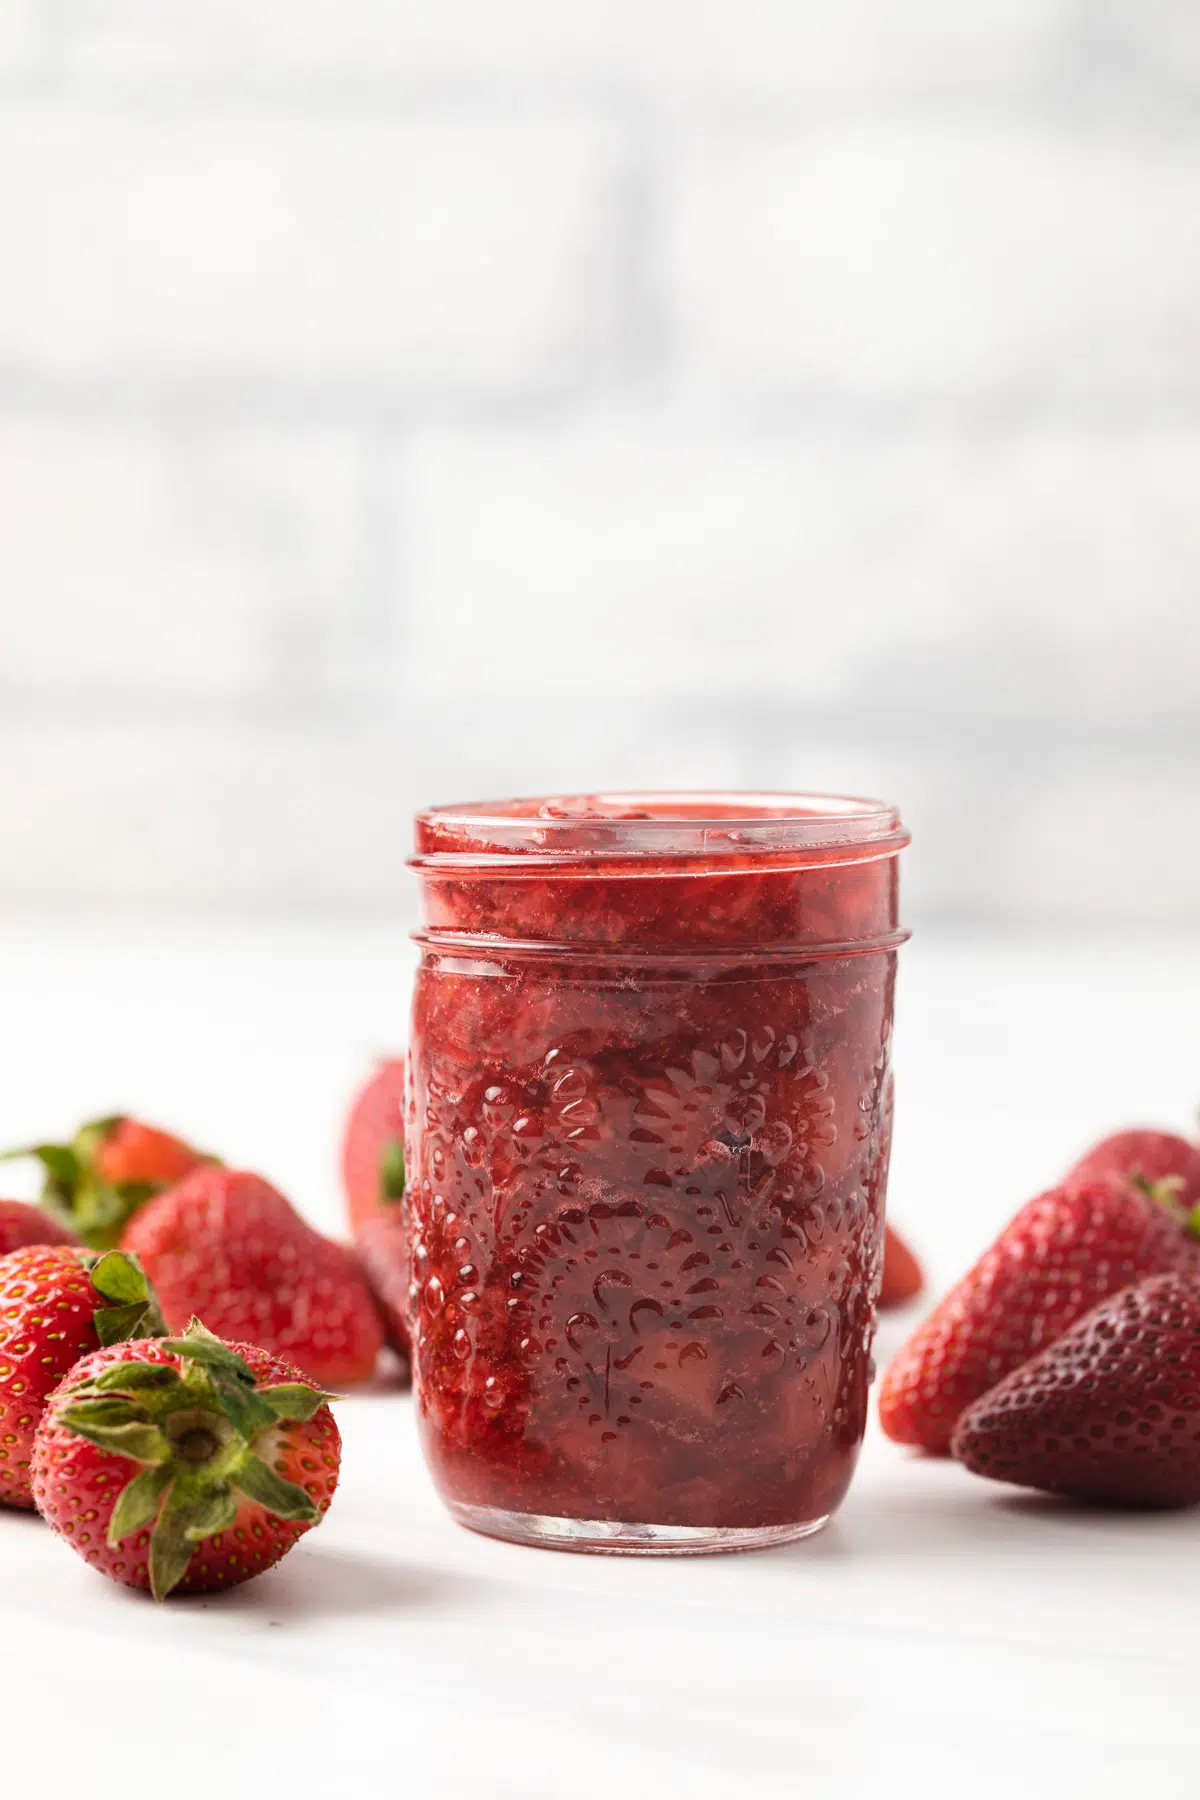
left=2, top=1115, right=133, bottom=1248
left=379, top=1140, right=406, bottom=1206
left=56, top=1320, right=335, bottom=1600
left=1129, top=1172, right=1197, bottom=1234
left=1, top=1116, right=211, bottom=1250
left=82, top=1250, right=168, bottom=1345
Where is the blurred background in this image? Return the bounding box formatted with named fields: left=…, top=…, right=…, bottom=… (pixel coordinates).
left=1, top=0, right=1198, bottom=929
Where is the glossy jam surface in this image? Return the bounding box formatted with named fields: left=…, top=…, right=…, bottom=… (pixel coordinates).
left=408, top=795, right=905, bottom=1533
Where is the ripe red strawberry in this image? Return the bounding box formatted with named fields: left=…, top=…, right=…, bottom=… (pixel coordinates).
left=878, top=1174, right=1200, bottom=1454
left=32, top=1321, right=340, bottom=1598
left=3, top=1114, right=211, bottom=1250
left=0, top=1199, right=76, bottom=1255
left=952, top=1272, right=1200, bottom=1507
left=121, top=1168, right=383, bottom=1387
left=1068, top=1127, right=1200, bottom=1212
left=94, top=1118, right=203, bottom=1190
left=879, top=1222, right=924, bottom=1308
left=0, top=1246, right=164, bottom=1508
left=355, top=1209, right=411, bottom=1376
left=341, top=1056, right=407, bottom=1234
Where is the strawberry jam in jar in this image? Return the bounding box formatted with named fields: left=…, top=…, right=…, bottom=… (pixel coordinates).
left=408, top=792, right=909, bottom=1553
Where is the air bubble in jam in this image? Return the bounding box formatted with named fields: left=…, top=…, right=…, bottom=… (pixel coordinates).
left=407, top=792, right=905, bottom=1539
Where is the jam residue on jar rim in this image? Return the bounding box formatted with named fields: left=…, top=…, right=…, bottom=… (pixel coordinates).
left=412, top=790, right=910, bottom=869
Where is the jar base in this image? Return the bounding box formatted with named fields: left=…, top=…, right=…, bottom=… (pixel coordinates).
left=448, top=1501, right=831, bottom=1556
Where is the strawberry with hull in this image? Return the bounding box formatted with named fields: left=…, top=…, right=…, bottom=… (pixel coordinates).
left=1067, top=1126, right=1200, bottom=1213
left=3, top=1115, right=210, bottom=1250
left=32, top=1322, right=341, bottom=1598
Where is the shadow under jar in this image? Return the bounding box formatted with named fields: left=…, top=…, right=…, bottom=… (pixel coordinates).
left=407, top=792, right=910, bottom=1554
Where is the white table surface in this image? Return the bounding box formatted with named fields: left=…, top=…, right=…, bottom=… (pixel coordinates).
left=1, top=918, right=1198, bottom=1800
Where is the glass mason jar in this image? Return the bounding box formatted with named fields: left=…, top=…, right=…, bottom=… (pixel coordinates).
left=407, top=792, right=909, bottom=1554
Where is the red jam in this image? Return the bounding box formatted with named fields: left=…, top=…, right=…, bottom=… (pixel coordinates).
left=407, top=794, right=909, bottom=1548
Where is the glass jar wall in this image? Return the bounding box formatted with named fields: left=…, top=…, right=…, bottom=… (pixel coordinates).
left=407, top=793, right=909, bottom=1553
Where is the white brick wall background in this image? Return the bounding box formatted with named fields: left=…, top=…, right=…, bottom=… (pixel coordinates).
left=1, top=0, right=1198, bottom=924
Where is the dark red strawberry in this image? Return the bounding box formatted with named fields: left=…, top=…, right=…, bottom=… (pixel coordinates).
left=341, top=1057, right=407, bottom=1234
left=121, top=1168, right=383, bottom=1387
left=3, top=1115, right=211, bottom=1249
left=0, top=1246, right=164, bottom=1508
left=0, top=1199, right=76, bottom=1255
left=1068, top=1127, right=1200, bottom=1212
left=952, top=1272, right=1200, bottom=1507
left=31, top=1322, right=340, bottom=1598
left=879, top=1222, right=924, bottom=1308
left=878, top=1174, right=1200, bottom=1454
left=355, top=1209, right=411, bottom=1376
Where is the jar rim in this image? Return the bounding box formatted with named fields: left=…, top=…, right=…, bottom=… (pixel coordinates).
left=413, top=789, right=908, bottom=865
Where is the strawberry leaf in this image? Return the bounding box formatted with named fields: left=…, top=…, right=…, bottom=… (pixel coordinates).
left=146, top=1486, right=241, bottom=1600
left=148, top=1510, right=196, bottom=1603
left=176, top=1485, right=239, bottom=1544
left=92, top=1362, right=182, bottom=1393
left=85, top=1251, right=166, bottom=1345
left=60, top=1396, right=147, bottom=1431
left=89, top=1251, right=150, bottom=1306
left=59, top=1412, right=171, bottom=1463
left=14, top=1144, right=81, bottom=1189
left=261, top=1383, right=337, bottom=1423
left=161, top=1323, right=257, bottom=1386
left=231, top=1451, right=319, bottom=1522
left=205, top=1370, right=278, bottom=1442
left=108, top=1464, right=173, bottom=1546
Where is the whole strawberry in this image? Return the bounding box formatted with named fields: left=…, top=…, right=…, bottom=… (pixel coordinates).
left=0, top=1199, right=76, bottom=1255
left=356, top=1209, right=411, bottom=1376
left=879, top=1222, right=924, bottom=1309
left=953, top=1272, right=1200, bottom=1507
left=0, top=1246, right=164, bottom=1508
left=32, top=1321, right=340, bottom=1598
left=1068, top=1127, right=1200, bottom=1212
left=878, top=1174, right=1200, bottom=1454
left=122, top=1168, right=383, bottom=1387
left=341, top=1056, right=407, bottom=1234
left=4, top=1114, right=211, bottom=1249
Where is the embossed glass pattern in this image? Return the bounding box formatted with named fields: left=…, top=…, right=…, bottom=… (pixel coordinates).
left=408, top=793, right=909, bottom=1553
